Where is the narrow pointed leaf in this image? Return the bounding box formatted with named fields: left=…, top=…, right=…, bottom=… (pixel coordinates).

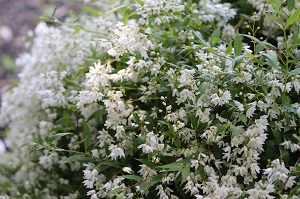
left=286, top=8, right=300, bottom=27
left=46, top=132, right=73, bottom=143
left=120, top=175, right=143, bottom=181
left=226, top=40, right=233, bottom=54
left=287, top=0, right=295, bottom=11
left=289, top=68, right=300, bottom=75
left=230, top=125, right=240, bottom=138
left=181, top=166, right=190, bottom=185
left=234, top=33, right=242, bottom=56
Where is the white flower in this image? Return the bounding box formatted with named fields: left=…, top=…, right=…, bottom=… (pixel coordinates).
left=138, top=132, right=164, bottom=153
left=138, top=143, right=154, bottom=154
left=85, top=61, right=112, bottom=91
left=115, top=125, right=125, bottom=139
left=107, top=21, right=152, bottom=59
left=297, top=107, right=300, bottom=118
left=38, top=152, right=59, bottom=170
left=138, top=164, right=157, bottom=179
left=255, top=115, right=269, bottom=131
left=292, top=77, right=300, bottom=93
left=87, top=190, right=98, bottom=199
left=0, top=139, right=6, bottom=154
left=281, top=140, right=300, bottom=152
left=222, top=24, right=235, bottom=41
left=263, top=159, right=296, bottom=189
left=246, top=101, right=257, bottom=118
left=233, top=100, right=244, bottom=111
left=83, top=169, right=98, bottom=189
left=122, top=167, right=133, bottom=174
left=108, top=145, right=125, bottom=160
left=211, top=89, right=231, bottom=106
left=190, top=159, right=199, bottom=170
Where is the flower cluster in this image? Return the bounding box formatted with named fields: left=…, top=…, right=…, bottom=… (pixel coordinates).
left=0, top=0, right=299, bottom=198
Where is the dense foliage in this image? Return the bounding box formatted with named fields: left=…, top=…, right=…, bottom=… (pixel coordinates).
left=0, top=0, right=300, bottom=198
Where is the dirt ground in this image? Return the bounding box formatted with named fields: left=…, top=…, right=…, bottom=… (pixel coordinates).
left=0, top=0, right=81, bottom=87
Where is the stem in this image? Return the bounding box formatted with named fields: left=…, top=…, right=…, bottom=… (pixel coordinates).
left=234, top=17, right=245, bottom=29
left=279, top=155, right=300, bottom=193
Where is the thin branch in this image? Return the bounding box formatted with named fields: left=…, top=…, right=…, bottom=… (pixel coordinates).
left=280, top=155, right=300, bottom=193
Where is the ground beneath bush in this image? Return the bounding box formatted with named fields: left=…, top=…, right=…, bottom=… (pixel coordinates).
left=0, top=0, right=80, bottom=88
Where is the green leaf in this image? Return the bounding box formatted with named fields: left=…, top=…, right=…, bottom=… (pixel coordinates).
left=163, top=37, right=176, bottom=48
left=103, top=161, right=121, bottom=168
left=198, top=82, right=208, bottom=94
left=241, top=115, right=248, bottom=125
left=181, top=166, right=190, bottom=185
left=135, top=0, right=144, bottom=5
left=210, top=27, right=221, bottom=46
left=263, top=50, right=279, bottom=69
left=230, top=125, right=240, bottom=138
left=133, top=113, right=140, bottom=124
left=267, top=0, right=281, bottom=11
left=38, top=135, right=43, bottom=145
left=46, top=132, right=73, bottom=143
left=163, top=131, right=175, bottom=139
left=233, top=55, right=244, bottom=68
left=105, top=5, right=127, bottom=15
left=220, top=57, right=226, bottom=70
left=256, top=76, right=268, bottom=95
left=157, top=162, right=184, bottom=171
left=74, top=66, right=89, bottom=80
left=149, top=174, right=164, bottom=186
left=241, top=34, right=276, bottom=50
left=287, top=0, right=295, bottom=11
left=49, top=126, right=64, bottom=132
left=139, top=181, right=150, bottom=191
left=279, top=147, right=289, bottom=162
left=133, top=136, right=145, bottom=147
left=82, top=121, right=91, bottom=152
left=62, top=110, right=72, bottom=127
left=289, top=68, right=300, bottom=75
left=289, top=186, right=299, bottom=198
left=35, top=145, right=44, bottom=151
left=272, top=129, right=282, bottom=144
left=123, top=8, right=131, bottom=25
left=1, top=55, right=16, bottom=72
left=120, top=175, right=143, bottom=181
left=159, top=120, right=174, bottom=133
left=211, top=37, right=220, bottom=46
left=57, top=183, right=74, bottom=193
left=116, top=191, right=126, bottom=199
left=211, top=27, right=221, bottom=39
left=188, top=113, right=197, bottom=129
left=192, top=30, right=210, bottom=47
left=87, top=109, right=106, bottom=122
left=82, top=6, right=100, bottom=16
left=107, top=187, right=124, bottom=195
left=226, top=40, right=233, bottom=55
left=145, top=114, right=155, bottom=131
left=234, top=32, right=243, bottom=56
left=286, top=8, right=300, bottom=27
left=289, top=29, right=300, bottom=48
left=20, top=141, right=38, bottom=148
left=215, top=124, right=228, bottom=137
left=135, top=159, right=158, bottom=169
left=90, top=43, right=98, bottom=59
left=63, top=155, right=95, bottom=163
left=198, top=164, right=206, bottom=180
left=178, top=47, right=193, bottom=56
left=174, top=138, right=181, bottom=148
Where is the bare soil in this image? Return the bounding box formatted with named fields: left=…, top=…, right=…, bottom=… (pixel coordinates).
left=0, top=0, right=81, bottom=87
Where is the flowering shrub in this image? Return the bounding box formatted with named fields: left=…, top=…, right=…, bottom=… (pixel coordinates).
left=1, top=0, right=300, bottom=198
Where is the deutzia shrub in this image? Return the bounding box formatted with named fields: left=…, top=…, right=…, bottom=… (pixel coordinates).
left=0, top=0, right=300, bottom=198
